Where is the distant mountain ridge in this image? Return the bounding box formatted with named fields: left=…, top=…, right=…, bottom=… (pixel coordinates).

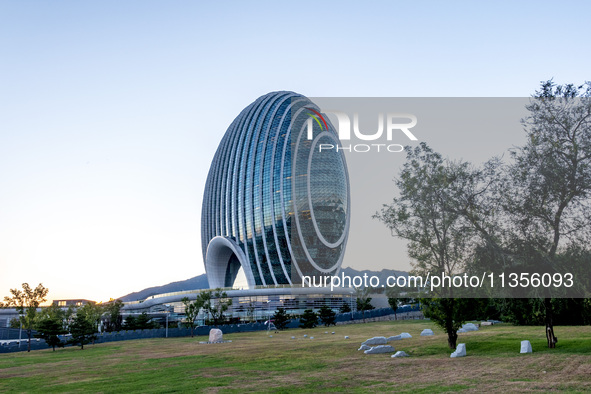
left=118, top=274, right=209, bottom=302
left=118, top=267, right=409, bottom=302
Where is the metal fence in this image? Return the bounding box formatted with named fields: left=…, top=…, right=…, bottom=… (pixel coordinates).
left=0, top=306, right=420, bottom=353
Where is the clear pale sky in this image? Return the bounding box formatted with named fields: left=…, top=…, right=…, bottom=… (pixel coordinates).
left=1, top=1, right=589, bottom=303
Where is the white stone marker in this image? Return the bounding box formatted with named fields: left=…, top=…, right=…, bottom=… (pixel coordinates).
left=420, top=329, right=434, bottom=336
left=209, top=328, right=223, bottom=343
left=391, top=351, right=410, bottom=358
left=520, top=340, right=533, bottom=353
left=399, top=332, right=412, bottom=339
left=461, top=323, right=479, bottom=332
left=450, top=343, right=466, bottom=358
left=364, top=345, right=395, bottom=354
left=362, top=336, right=388, bottom=346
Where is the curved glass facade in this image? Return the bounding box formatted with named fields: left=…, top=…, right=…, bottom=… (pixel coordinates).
left=202, top=91, right=350, bottom=288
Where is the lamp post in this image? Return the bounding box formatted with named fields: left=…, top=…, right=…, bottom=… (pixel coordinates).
left=18, top=312, right=24, bottom=349
left=164, top=304, right=171, bottom=338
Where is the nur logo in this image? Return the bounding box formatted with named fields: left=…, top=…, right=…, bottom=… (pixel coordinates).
left=305, top=107, right=329, bottom=131
left=304, top=106, right=419, bottom=153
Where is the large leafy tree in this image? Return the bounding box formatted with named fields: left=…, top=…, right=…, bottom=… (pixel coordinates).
left=497, top=80, right=591, bottom=347
left=410, top=81, right=591, bottom=349
left=374, top=143, right=481, bottom=349
left=1, top=283, right=49, bottom=352
left=103, top=299, right=123, bottom=332
left=80, top=302, right=104, bottom=334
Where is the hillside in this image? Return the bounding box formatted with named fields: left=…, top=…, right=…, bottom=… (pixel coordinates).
left=118, top=274, right=209, bottom=302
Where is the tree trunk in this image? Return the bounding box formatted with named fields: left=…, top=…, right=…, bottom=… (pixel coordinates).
left=447, top=330, right=458, bottom=349
left=545, top=298, right=557, bottom=348
left=446, top=314, right=457, bottom=349
left=444, top=299, right=457, bottom=349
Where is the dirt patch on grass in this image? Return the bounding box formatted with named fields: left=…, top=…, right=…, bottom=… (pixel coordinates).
left=316, top=354, right=591, bottom=391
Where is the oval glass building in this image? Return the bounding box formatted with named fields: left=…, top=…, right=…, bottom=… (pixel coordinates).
left=202, top=91, right=350, bottom=289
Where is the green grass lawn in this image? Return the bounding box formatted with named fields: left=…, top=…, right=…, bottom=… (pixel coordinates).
left=1, top=320, right=590, bottom=393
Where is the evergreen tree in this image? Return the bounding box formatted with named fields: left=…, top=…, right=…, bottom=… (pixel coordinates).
left=69, top=310, right=96, bottom=350
left=122, top=312, right=157, bottom=331
left=318, top=306, right=336, bottom=327
left=272, top=308, right=290, bottom=330
left=36, top=317, right=66, bottom=351
left=339, top=303, right=351, bottom=313
left=35, top=303, right=67, bottom=351
left=299, top=309, right=318, bottom=329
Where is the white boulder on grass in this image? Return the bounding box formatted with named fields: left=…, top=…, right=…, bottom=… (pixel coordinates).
left=362, top=336, right=388, bottom=346
left=399, top=332, right=412, bottom=339
left=420, top=329, right=434, bottom=336
left=520, top=340, right=533, bottom=354
left=450, top=343, right=466, bottom=358
left=209, top=328, right=223, bottom=343
left=358, top=344, right=371, bottom=351
left=387, top=335, right=402, bottom=342
left=391, top=351, right=410, bottom=358
left=344, top=336, right=349, bottom=339
left=364, top=345, right=395, bottom=354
